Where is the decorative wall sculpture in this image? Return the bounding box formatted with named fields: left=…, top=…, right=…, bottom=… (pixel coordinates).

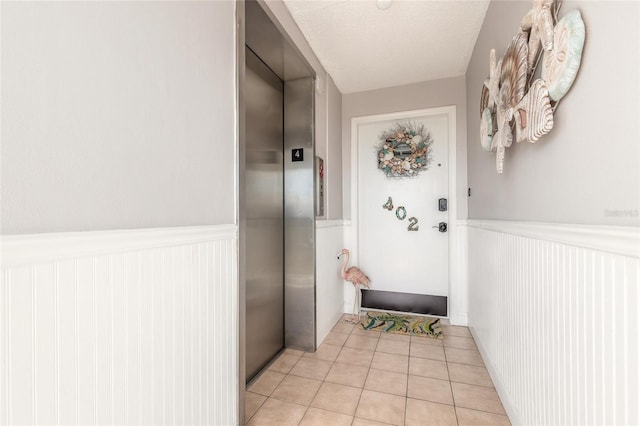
left=480, top=0, right=586, bottom=173
left=542, top=9, right=586, bottom=102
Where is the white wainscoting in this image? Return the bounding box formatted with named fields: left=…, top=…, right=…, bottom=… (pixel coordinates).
left=1, top=225, right=238, bottom=426
left=342, top=221, right=355, bottom=315
left=466, top=220, right=640, bottom=426
left=449, top=221, right=468, bottom=326
left=316, top=220, right=346, bottom=345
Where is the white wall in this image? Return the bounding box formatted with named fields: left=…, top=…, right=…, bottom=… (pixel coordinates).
left=465, top=1, right=640, bottom=226
left=0, top=2, right=236, bottom=234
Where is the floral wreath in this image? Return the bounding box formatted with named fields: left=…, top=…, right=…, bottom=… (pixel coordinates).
left=377, top=122, right=433, bottom=177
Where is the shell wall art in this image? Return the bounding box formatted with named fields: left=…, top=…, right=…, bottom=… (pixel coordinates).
left=514, top=79, right=554, bottom=143
left=542, top=9, right=586, bottom=102
left=479, top=0, right=586, bottom=173
left=520, top=0, right=556, bottom=74
left=491, top=32, right=529, bottom=173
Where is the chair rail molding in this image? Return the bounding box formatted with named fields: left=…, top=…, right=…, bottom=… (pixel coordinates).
left=466, top=219, right=639, bottom=258
left=1, top=225, right=237, bottom=267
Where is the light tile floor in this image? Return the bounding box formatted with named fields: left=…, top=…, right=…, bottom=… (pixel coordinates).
left=246, top=315, right=511, bottom=426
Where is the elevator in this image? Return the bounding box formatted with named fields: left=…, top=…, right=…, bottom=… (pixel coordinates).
left=244, top=48, right=285, bottom=380
left=239, top=0, right=317, bottom=391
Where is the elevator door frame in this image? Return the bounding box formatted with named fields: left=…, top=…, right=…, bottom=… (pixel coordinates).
left=237, top=0, right=317, bottom=423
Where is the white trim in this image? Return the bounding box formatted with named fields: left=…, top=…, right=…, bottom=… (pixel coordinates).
left=1, top=225, right=238, bottom=267
left=350, top=106, right=458, bottom=313
left=449, top=221, right=468, bottom=326
left=466, top=219, right=639, bottom=258
left=315, top=219, right=348, bottom=229
left=469, top=326, right=521, bottom=425
left=350, top=106, right=458, bottom=124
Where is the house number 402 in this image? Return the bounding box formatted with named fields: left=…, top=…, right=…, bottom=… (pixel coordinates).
left=382, top=197, right=419, bottom=231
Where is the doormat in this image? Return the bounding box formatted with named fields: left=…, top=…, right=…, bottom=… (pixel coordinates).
left=360, top=312, right=443, bottom=339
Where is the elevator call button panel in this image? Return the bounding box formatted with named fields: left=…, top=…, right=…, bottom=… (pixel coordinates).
left=316, top=156, right=325, bottom=217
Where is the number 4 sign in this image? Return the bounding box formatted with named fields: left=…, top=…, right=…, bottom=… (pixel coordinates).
left=292, top=148, right=304, bottom=162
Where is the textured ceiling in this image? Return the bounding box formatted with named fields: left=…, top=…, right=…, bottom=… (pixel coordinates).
left=283, top=0, right=490, bottom=94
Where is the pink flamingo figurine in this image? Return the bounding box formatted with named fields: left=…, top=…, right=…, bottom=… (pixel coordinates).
left=337, top=249, right=370, bottom=323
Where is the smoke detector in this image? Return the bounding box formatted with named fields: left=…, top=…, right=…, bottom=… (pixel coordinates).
left=376, top=0, right=392, bottom=10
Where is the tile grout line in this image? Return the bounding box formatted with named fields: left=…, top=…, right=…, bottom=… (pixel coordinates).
left=405, top=337, right=412, bottom=426
left=294, top=319, right=360, bottom=424
left=340, top=317, right=361, bottom=426
left=443, top=333, right=513, bottom=420
left=336, top=316, right=373, bottom=424
left=295, top=350, right=322, bottom=425
left=352, top=320, right=372, bottom=425
left=243, top=392, right=267, bottom=424
left=245, top=352, right=296, bottom=424
left=444, top=339, right=461, bottom=426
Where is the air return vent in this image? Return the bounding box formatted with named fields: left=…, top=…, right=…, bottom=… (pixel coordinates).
left=361, top=289, right=447, bottom=317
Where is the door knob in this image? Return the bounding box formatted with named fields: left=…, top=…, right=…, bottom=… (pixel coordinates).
left=432, top=222, right=447, bottom=233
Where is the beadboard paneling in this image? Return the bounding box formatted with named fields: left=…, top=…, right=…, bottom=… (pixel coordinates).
left=449, top=221, right=468, bottom=326
left=0, top=225, right=238, bottom=426
left=467, top=221, right=640, bottom=425
left=316, top=220, right=346, bottom=344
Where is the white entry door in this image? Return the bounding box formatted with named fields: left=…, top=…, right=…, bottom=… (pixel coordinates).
left=354, top=108, right=453, bottom=298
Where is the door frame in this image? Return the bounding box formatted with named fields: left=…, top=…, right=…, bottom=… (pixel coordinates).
left=350, top=106, right=458, bottom=317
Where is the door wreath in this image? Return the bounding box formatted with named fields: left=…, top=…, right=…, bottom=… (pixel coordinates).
left=377, top=122, right=433, bottom=178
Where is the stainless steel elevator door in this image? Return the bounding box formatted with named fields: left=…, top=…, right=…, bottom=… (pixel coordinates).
left=245, top=48, right=284, bottom=381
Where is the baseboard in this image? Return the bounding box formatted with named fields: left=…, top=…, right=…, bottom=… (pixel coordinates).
left=469, top=325, right=521, bottom=425
left=448, top=312, right=468, bottom=326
